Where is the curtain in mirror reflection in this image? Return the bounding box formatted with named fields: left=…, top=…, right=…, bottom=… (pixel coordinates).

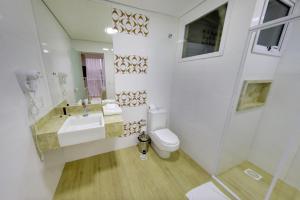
left=81, top=53, right=106, bottom=99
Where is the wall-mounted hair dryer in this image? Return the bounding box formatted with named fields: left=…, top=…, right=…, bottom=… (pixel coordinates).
left=15, top=70, right=41, bottom=94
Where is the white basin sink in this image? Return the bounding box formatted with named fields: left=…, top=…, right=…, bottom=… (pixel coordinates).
left=58, top=112, right=105, bottom=147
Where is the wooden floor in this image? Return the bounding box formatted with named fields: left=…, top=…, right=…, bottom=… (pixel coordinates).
left=54, top=147, right=300, bottom=200
left=218, top=161, right=300, bottom=200
left=54, top=146, right=212, bottom=200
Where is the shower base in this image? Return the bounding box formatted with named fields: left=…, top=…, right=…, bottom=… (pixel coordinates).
left=217, top=161, right=300, bottom=200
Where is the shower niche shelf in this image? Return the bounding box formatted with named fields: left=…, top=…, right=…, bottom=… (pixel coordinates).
left=237, top=80, right=272, bottom=111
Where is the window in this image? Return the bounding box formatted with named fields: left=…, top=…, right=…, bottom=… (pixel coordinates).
left=254, top=0, right=294, bottom=55
left=182, top=3, right=228, bottom=58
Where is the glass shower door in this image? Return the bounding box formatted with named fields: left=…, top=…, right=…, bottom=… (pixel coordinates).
left=215, top=16, right=300, bottom=200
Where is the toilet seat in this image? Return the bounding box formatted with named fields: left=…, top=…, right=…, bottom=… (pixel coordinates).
left=150, top=128, right=180, bottom=152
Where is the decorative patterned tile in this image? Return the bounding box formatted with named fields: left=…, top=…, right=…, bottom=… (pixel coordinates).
left=112, top=8, right=149, bottom=37
left=116, top=90, right=147, bottom=107
left=115, top=54, right=148, bottom=74
left=121, top=119, right=146, bottom=137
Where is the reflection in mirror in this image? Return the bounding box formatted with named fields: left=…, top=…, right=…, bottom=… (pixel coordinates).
left=76, top=52, right=107, bottom=105
left=31, top=0, right=115, bottom=106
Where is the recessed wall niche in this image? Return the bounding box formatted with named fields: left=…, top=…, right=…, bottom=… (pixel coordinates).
left=237, top=80, right=272, bottom=111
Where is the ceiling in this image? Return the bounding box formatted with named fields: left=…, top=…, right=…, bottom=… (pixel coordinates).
left=43, top=0, right=204, bottom=43
left=103, top=0, right=204, bottom=17
left=43, top=0, right=113, bottom=43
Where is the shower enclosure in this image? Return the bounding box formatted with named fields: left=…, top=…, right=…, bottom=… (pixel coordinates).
left=214, top=13, right=300, bottom=200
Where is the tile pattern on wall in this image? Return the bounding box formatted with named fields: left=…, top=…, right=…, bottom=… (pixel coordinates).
left=112, top=8, right=149, bottom=37
left=116, top=90, right=147, bottom=107
left=115, top=54, right=148, bottom=74
left=121, top=119, right=146, bottom=137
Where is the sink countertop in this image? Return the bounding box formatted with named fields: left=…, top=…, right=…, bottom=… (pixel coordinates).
left=103, top=115, right=124, bottom=138
left=37, top=112, right=104, bottom=135
left=103, top=114, right=124, bottom=124
left=33, top=115, right=68, bottom=153
left=34, top=111, right=124, bottom=153
left=37, top=111, right=118, bottom=135
left=37, top=115, right=68, bottom=135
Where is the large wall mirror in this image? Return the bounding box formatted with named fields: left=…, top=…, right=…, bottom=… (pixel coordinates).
left=31, top=0, right=115, bottom=106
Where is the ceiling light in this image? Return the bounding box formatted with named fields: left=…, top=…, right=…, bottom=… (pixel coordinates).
left=111, top=49, right=114, bottom=51
left=105, top=27, right=118, bottom=34
left=43, top=49, right=49, bottom=53
left=102, top=48, right=109, bottom=51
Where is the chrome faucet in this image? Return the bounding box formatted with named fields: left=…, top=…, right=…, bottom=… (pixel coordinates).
left=82, top=100, right=89, bottom=117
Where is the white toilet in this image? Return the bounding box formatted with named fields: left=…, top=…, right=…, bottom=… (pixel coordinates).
left=147, top=107, right=180, bottom=158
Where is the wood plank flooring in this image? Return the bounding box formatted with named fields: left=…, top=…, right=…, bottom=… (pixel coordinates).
left=54, top=146, right=212, bottom=200
left=218, top=161, right=300, bottom=200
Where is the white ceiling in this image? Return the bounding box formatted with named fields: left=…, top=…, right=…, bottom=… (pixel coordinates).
left=43, top=0, right=113, bottom=43
left=104, top=0, right=203, bottom=17
left=43, top=0, right=203, bottom=43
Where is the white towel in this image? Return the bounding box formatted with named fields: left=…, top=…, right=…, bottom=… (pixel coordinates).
left=91, top=98, right=101, bottom=104
left=186, top=182, right=231, bottom=200
left=103, top=103, right=122, bottom=116
left=105, top=103, right=118, bottom=109
left=102, top=99, right=116, bottom=105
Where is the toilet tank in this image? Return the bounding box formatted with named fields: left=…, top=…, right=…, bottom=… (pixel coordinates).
left=148, top=108, right=167, bottom=132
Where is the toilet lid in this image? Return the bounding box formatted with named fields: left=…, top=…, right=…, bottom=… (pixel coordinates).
left=152, top=129, right=179, bottom=145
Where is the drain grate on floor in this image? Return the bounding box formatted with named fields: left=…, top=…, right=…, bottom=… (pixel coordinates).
left=244, top=168, right=263, bottom=181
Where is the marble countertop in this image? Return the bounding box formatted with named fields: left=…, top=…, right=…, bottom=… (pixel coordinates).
left=103, top=114, right=124, bottom=124
left=32, top=102, right=124, bottom=156
left=37, top=115, right=68, bottom=135
left=37, top=113, right=123, bottom=136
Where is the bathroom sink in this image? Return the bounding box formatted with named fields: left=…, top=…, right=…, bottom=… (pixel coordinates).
left=58, top=112, right=105, bottom=147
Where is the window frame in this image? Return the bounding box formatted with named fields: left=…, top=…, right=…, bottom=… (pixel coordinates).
left=252, top=0, right=295, bottom=57
left=178, top=1, right=232, bottom=62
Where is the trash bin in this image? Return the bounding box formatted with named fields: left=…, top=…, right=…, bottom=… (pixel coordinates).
left=138, top=133, right=151, bottom=154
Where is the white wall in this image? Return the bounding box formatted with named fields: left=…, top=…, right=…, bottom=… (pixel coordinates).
left=216, top=0, right=284, bottom=173
left=217, top=40, right=281, bottom=173
left=217, top=0, right=300, bottom=179
left=71, top=39, right=115, bottom=99
left=170, top=0, right=257, bottom=174
left=31, top=0, right=77, bottom=105
left=0, top=0, right=64, bottom=199
left=113, top=6, right=178, bottom=127
left=249, top=17, right=300, bottom=190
